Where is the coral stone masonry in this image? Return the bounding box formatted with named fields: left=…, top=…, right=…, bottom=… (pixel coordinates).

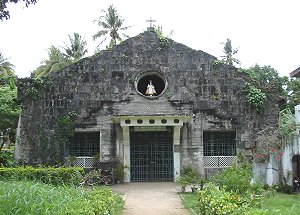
left=16, top=29, right=282, bottom=182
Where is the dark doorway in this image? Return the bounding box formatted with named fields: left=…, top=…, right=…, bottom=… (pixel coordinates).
left=292, top=155, right=300, bottom=179
left=130, top=129, right=174, bottom=182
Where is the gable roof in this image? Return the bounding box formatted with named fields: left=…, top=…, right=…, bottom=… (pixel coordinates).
left=290, top=66, right=300, bottom=78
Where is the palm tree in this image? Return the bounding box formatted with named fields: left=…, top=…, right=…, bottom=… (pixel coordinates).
left=93, top=4, right=131, bottom=49
left=0, top=52, right=15, bottom=78
left=63, top=33, right=88, bottom=62
left=32, top=46, right=70, bottom=78
left=220, top=38, right=240, bottom=66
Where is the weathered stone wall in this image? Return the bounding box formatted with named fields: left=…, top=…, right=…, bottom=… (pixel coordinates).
left=16, top=30, right=281, bottom=170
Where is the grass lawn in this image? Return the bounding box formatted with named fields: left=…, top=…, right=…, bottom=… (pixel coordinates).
left=180, top=191, right=300, bottom=215
left=262, top=192, right=300, bottom=214
left=0, top=180, right=124, bottom=215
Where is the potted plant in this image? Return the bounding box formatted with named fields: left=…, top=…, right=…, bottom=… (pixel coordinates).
left=113, top=163, right=128, bottom=183
left=176, top=175, right=190, bottom=192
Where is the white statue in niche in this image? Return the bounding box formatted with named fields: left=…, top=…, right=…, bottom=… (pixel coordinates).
left=145, top=80, right=157, bottom=96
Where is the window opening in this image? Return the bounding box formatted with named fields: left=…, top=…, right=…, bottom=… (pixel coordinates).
left=203, top=131, right=236, bottom=156
left=137, top=74, right=165, bottom=97
left=68, top=132, right=100, bottom=157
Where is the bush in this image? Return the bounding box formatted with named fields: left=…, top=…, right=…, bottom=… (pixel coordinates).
left=0, top=166, right=84, bottom=186
left=176, top=165, right=199, bottom=192
left=198, top=182, right=263, bottom=215
left=0, top=150, right=14, bottom=167
left=212, top=163, right=253, bottom=194
left=274, top=183, right=294, bottom=194
left=0, top=180, right=123, bottom=215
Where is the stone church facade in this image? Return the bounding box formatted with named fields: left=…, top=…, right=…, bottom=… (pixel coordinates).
left=16, top=29, right=281, bottom=182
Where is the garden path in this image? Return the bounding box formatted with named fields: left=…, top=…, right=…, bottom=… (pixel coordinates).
left=111, top=182, right=190, bottom=215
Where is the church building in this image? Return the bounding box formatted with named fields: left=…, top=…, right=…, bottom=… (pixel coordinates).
left=15, top=28, right=281, bottom=182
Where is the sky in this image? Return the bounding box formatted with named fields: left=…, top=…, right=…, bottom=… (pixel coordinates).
left=0, top=0, right=300, bottom=78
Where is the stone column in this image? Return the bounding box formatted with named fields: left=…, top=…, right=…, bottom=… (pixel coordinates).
left=295, top=105, right=300, bottom=135
left=122, top=126, right=131, bottom=182
left=173, top=126, right=182, bottom=181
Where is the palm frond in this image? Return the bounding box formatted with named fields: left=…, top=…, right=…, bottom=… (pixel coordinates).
left=92, top=30, right=108, bottom=41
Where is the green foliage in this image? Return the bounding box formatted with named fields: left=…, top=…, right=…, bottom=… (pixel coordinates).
left=0, top=180, right=123, bottom=215
left=176, top=165, right=199, bottom=192
left=32, top=45, right=71, bottom=78
left=198, top=182, right=263, bottom=215
left=243, top=83, right=266, bottom=112
left=274, top=183, right=294, bottom=194
left=0, top=166, right=84, bottom=186
left=0, top=52, right=15, bottom=76
left=56, top=111, right=77, bottom=138
left=93, top=4, right=131, bottom=49
left=176, top=176, right=191, bottom=192
left=212, top=59, right=225, bottom=70
left=212, top=163, right=254, bottom=194
left=159, top=37, right=169, bottom=47
left=54, top=111, right=77, bottom=164
left=0, top=150, right=14, bottom=167
left=155, top=25, right=171, bottom=51
left=262, top=192, right=300, bottom=214
left=0, top=75, right=20, bottom=151
left=0, top=80, right=20, bottom=127
left=220, top=38, right=240, bottom=66
left=113, top=163, right=128, bottom=183
left=0, top=0, right=37, bottom=20
left=83, top=169, right=102, bottom=184
left=286, top=78, right=300, bottom=110
left=24, top=77, right=50, bottom=100
left=63, top=32, right=88, bottom=62
left=181, top=189, right=300, bottom=215
left=279, top=108, right=298, bottom=136
left=241, top=64, right=287, bottom=95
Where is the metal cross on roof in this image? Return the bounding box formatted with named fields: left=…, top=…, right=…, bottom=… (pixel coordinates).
left=146, top=17, right=156, bottom=27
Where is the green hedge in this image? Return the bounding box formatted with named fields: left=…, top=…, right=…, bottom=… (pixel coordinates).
left=0, top=166, right=84, bottom=186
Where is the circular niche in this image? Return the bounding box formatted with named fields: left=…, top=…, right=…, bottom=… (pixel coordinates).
left=136, top=72, right=167, bottom=98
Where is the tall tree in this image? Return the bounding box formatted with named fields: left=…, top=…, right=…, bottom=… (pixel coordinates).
left=0, top=52, right=14, bottom=77
left=32, top=45, right=70, bottom=78
left=0, top=53, right=19, bottom=151
left=286, top=78, right=300, bottom=111
left=93, top=4, right=131, bottom=49
left=241, top=64, right=288, bottom=95
left=220, top=38, right=240, bottom=66
left=63, top=33, right=88, bottom=62
left=0, top=0, right=37, bottom=21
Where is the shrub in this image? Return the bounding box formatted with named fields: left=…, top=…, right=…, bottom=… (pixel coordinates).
left=0, top=166, right=84, bottom=186
left=0, top=150, right=14, bottom=167
left=176, top=165, right=199, bottom=192
left=212, top=163, right=253, bottom=194
left=198, top=182, right=263, bottom=215
left=243, top=83, right=266, bottom=112
left=113, top=163, right=128, bottom=183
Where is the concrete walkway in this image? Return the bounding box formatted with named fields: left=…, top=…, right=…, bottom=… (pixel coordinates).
left=111, top=182, right=190, bottom=215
